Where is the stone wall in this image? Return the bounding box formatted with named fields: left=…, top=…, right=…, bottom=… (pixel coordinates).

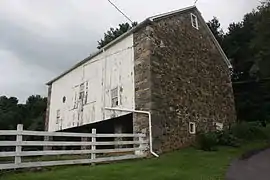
left=44, top=85, right=52, bottom=150
left=133, top=25, right=153, bottom=136
left=133, top=8, right=236, bottom=153
left=45, top=85, right=52, bottom=131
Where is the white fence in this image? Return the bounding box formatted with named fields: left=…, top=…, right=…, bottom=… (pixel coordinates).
left=0, top=124, right=148, bottom=170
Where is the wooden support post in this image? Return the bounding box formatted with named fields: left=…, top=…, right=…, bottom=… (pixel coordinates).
left=15, top=124, right=23, bottom=165
left=81, top=137, right=88, bottom=150
left=91, top=129, right=96, bottom=165
left=114, top=122, right=123, bottom=149
left=43, top=136, right=53, bottom=150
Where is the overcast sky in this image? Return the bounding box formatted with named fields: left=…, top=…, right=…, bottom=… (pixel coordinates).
left=0, top=0, right=260, bottom=102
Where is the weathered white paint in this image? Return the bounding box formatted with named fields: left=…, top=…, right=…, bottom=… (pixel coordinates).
left=48, top=34, right=134, bottom=131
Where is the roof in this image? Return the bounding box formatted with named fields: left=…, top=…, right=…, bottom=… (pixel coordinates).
left=46, top=5, right=231, bottom=85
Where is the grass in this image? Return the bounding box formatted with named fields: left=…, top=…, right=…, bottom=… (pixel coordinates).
left=0, top=140, right=268, bottom=180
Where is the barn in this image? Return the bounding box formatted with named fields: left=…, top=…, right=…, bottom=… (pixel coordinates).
left=45, top=6, right=236, bottom=154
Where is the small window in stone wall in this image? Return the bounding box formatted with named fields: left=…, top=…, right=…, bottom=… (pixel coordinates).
left=111, top=87, right=119, bottom=107
left=189, top=122, right=196, bottom=134
left=191, top=13, right=199, bottom=29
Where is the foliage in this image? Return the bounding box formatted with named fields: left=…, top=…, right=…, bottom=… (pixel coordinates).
left=207, top=1, right=270, bottom=122
left=207, top=4, right=270, bottom=81
left=207, top=2, right=270, bottom=81
left=196, top=132, right=218, bottom=151
left=196, top=122, right=270, bottom=151
left=215, top=130, right=240, bottom=147
left=97, top=22, right=137, bottom=49
left=207, top=1, right=270, bottom=81
left=262, top=124, right=270, bottom=139
left=251, top=1, right=270, bottom=79
left=233, top=80, right=270, bottom=122
left=196, top=130, right=240, bottom=151
left=206, top=17, right=224, bottom=45
left=0, top=95, right=47, bottom=131
left=0, top=96, right=22, bottom=129
left=230, top=122, right=268, bottom=140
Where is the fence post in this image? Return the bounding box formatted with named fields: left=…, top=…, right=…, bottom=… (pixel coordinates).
left=15, top=124, right=23, bottom=165
left=91, top=129, right=96, bottom=165
left=44, top=136, right=53, bottom=151
left=81, top=137, right=88, bottom=150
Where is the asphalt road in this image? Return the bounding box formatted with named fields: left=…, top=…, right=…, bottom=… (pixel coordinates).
left=226, top=148, right=270, bottom=180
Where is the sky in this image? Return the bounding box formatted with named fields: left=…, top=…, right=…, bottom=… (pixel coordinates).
left=0, top=0, right=260, bottom=102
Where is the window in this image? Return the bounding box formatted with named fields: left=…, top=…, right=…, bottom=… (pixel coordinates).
left=56, top=110, right=60, bottom=124
left=191, top=13, right=199, bottom=29
left=62, top=96, right=66, bottom=103
left=79, top=83, right=84, bottom=100
left=189, top=122, right=196, bottom=134
left=111, top=87, right=119, bottom=107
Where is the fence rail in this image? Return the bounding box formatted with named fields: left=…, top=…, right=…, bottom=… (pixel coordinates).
left=0, top=130, right=146, bottom=138
left=0, top=124, right=148, bottom=170
left=0, top=140, right=147, bottom=146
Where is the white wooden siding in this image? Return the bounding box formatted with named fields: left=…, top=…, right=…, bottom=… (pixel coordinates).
left=48, top=34, right=135, bottom=132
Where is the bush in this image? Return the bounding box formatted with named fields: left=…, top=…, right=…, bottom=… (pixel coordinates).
left=230, top=122, right=268, bottom=140
left=215, top=130, right=240, bottom=147
left=196, top=122, right=269, bottom=151
left=196, top=132, right=218, bottom=151
left=196, top=130, right=240, bottom=151
left=262, top=124, right=270, bottom=139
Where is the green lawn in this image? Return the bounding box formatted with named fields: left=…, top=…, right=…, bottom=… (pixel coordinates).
left=1, top=141, right=268, bottom=180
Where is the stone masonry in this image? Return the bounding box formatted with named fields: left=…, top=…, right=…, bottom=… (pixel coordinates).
left=44, top=85, right=52, bottom=150
left=133, top=25, right=153, bottom=137
left=45, top=85, right=52, bottom=132
left=133, top=7, right=236, bottom=153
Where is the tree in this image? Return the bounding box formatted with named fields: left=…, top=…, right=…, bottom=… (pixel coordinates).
left=250, top=1, right=270, bottom=78
left=0, top=96, right=22, bottom=130
left=207, top=17, right=224, bottom=45
left=97, top=22, right=137, bottom=49
left=220, top=1, right=270, bottom=82
left=0, top=95, right=47, bottom=130
left=23, top=95, right=47, bottom=130
left=227, top=1, right=270, bottom=123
